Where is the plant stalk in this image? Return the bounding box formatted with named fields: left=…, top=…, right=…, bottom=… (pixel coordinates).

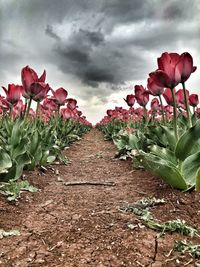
left=171, top=88, right=178, bottom=141
left=158, top=95, right=166, bottom=124
left=182, top=82, right=192, bottom=128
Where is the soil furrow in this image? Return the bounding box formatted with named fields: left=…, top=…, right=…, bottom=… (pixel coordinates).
left=0, top=129, right=199, bottom=267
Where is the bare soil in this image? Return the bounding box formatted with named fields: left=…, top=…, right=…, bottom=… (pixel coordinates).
left=0, top=129, right=200, bottom=267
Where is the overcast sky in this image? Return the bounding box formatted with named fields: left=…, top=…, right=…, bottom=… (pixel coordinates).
left=0, top=0, right=199, bottom=123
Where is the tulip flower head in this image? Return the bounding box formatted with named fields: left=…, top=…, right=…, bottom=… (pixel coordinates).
left=2, top=84, right=22, bottom=105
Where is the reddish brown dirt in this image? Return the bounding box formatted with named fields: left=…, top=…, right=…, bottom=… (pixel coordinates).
left=0, top=129, right=200, bottom=267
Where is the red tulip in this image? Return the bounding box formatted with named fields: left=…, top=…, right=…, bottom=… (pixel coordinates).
left=151, top=98, right=160, bottom=111
left=136, top=91, right=149, bottom=107
left=124, top=94, right=135, bottom=107
left=21, top=66, right=46, bottom=98
left=163, top=88, right=175, bottom=106
left=2, top=84, right=22, bottom=105
left=61, top=108, right=74, bottom=119
left=13, top=100, right=24, bottom=117
left=147, top=76, right=164, bottom=96
left=29, top=82, right=50, bottom=102
left=134, top=85, right=149, bottom=107
left=176, top=89, right=189, bottom=109
left=0, top=96, right=10, bottom=110
left=51, top=88, right=68, bottom=106
left=189, top=94, right=199, bottom=107
left=134, top=85, right=145, bottom=97
left=67, top=98, right=77, bottom=110
left=107, top=109, right=113, bottom=117
left=150, top=52, right=196, bottom=89
left=42, top=98, right=58, bottom=111
left=175, top=52, right=197, bottom=83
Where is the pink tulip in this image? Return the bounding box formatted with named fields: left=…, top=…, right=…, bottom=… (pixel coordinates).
left=51, top=88, right=68, bottom=106
left=61, top=108, right=74, bottom=119
left=147, top=76, right=164, bottom=96
left=176, top=89, right=189, bottom=109
left=134, top=85, right=149, bottom=107
left=42, top=98, right=58, bottom=111
left=107, top=110, right=113, bottom=117
left=163, top=88, right=175, bottom=106
left=0, top=96, right=10, bottom=111
left=175, top=52, right=197, bottom=83
left=29, top=82, right=50, bottom=102
left=2, top=84, right=22, bottom=105
left=151, top=98, right=160, bottom=111
left=21, top=66, right=46, bottom=98
left=189, top=94, right=199, bottom=107
left=67, top=98, right=77, bottom=110
left=149, top=52, right=196, bottom=89
left=124, top=94, right=135, bottom=107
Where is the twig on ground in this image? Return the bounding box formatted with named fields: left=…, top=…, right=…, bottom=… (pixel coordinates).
left=64, top=181, right=116, bottom=186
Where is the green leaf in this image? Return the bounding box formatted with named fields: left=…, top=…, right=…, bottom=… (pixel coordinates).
left=29, top=130, right=40, bottom=154
left=138, top=151, right=188, bottom=190
left=175, top=119, right=200, bottom=161
left=161, top=126, right=176, bottom=151
left=128, top=134, right=139, bottom=149
left=150, top=145, right=177, bottom=165
left=10, top=119, right=23, bottom=147
left=0, top=151, right=12, bottom=174
left=47, top=155, right=56, bottom=163
left=195, top=167, right=200, bottom=192
left=11, top=138, right=29, bottom=159
left=181, top=152, right=200, bottom=186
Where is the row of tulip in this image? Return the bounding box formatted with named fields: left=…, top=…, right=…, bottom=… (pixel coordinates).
left=97, top=52, right=200, bottom=192
left=0, top=66, right=91, bottom=182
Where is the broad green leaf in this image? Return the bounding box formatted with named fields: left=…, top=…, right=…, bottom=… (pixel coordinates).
left=47, top=155, right=56, bottom=163
left=11, top=138, right=29, bottom=159
left=29, top=130, right=40, bottom=154
left=0, top=151, right=12, bottom=174
left=181, top=151, right=200, bottom=186
left=195, top=167, right=200, bottom=192
left=145, top=126, right=166, bottom=147
left=10, top=119, right=23, bottom=147
left=175, top=119, right=200, bottom=161
left=138, top=152, right=187, bottom=190
left=113, top=135, right=129, bottom=151
left=13, top=153, right=31, bottom=180
left=150, top=145, right=177, bottom=165
left=161, top=126, right=176, bottom=151
left=128, top=134, right=139, bottom=149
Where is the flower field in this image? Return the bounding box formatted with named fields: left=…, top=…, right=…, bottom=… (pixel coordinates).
left=1, top=52, right=200, bottom=266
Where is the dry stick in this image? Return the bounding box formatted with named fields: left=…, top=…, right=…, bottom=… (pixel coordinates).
left=64, top=181, right=116, bottom=186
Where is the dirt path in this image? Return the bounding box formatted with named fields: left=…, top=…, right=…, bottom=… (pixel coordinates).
left=0, top=129, right=199, bottom=267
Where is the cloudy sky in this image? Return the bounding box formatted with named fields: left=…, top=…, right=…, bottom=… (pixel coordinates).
left=0, top=0, right=200, bottom=123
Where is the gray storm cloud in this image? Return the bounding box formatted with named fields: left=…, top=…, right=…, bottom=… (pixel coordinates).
left=0, top=0, right=199, bottom=122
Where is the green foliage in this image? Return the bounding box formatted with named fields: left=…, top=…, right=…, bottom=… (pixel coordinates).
left=174, top=240, right=200, bottom=259
left=0, top=116, right=91, bottom=182
left=0, top=180, right=38, bottom=201
left=144, top=219, right=198, bottom=237
left=105, top=117, right=200, bottom=191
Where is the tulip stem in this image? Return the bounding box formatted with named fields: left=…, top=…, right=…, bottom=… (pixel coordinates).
left=25, top=97, right=32, bottom=121
left=182, top=82, right=192, bottom=128
left=23, top=98, right=28, bottom=119
left=158, top=95, right=165, bottom=124
left=9, top=105, right=13, bottom=120
left=34, top=101, right=40, bottom=127
left=171, top=88, right=178, bottom=141
left=144, top=107, right=148, bottom=126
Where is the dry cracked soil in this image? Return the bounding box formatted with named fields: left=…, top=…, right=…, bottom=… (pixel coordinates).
left=0, top=129, right=200, bottom=267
